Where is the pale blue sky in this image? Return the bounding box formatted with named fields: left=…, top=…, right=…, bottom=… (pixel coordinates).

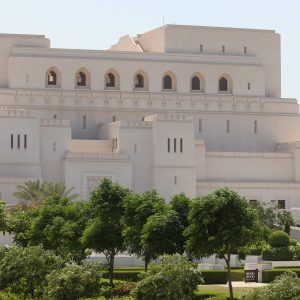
left=1, top=0, right=299, bottom=100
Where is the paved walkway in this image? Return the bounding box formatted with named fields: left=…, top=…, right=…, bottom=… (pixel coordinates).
left=219, top=281, right=268, bottom=288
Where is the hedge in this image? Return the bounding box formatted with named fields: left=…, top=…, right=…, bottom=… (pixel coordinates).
left=262, top=247, right=294, bottom=261
left=102, top=271, right=142, bottom=282
left=230, top=270, right=244, bottom=281
left=201, top=270, right=228, bottom=284
left=262, top=269, right=300, bottom=283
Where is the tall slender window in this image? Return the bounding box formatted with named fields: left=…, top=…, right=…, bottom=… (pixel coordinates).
left=134, top=144, right=137, bottom=153
left=191, top=76, right=200, bottom=91
left=106, top=73, right=115, bottom=87
left=24, top=134, right=27, bottom=149
left=167, top=138, right=170, bottom=153
left=135, top=74, right=144, bottom=88
left=200, top=44, right=203, bottom=52
left=180, top=138, right=183, bottom=153
left=244, top=46, right=247, bottom=54
left=219, top=77, right=228, bottom=91
left=174, top=138, right=177, bottom=153
left=222, top=45, right=225, bottom=53
left=226, top=120, right=230, bottom=133
left=17, top=134, right=20, bottom=149
left=248, top=82, right=251, bottom=90
left=10, top=134, right=13, bottom=149
left=83, top=115, right=87, bottom=129
left=254, top=120, right=258, bottom=134
left=76, top=72, right=86, bottom=87
left=174, top=176, right=177, bottom=185
left=199, top=119, right=202, bottom=132
left=53, top=141, right=56, bottom=152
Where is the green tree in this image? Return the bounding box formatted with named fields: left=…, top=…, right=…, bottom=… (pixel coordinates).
left=169, top=193, right=192, bottom=254
left=81, top=178, right=130, bottom=284
left=0, top=245, right=63, bottom=298
left=185, top=188, right=263, bottom=300
left=0, top=200, right=7, bottom=234
left=8, top=195, right=89, bottom=262
left=278, top=210, right=295, bottom=235
left=122, top=190, right=166, bottom=271
left=45, top=262, right=102, bottom=300
left=131, top=254, right=202, bottom=300
left=141, top=208, right=183, bottom=264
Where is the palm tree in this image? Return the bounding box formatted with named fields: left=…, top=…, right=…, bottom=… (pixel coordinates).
left=13, top=180, right=79, bottom=208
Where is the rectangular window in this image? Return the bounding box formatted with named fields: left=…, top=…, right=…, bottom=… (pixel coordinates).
left=174, top=138, right=177, bottom=153
left=11, top=134, right=13, bottom=149
left=244, top=46, right=247, bottom=54
left=180, top=138, right=183, bottom=153
left=167, top=138, right=170, bottom=153
left=134, top=144, right=137, bottom=153
left=249, top=199, right=258, bottom=205
left=174, top=176, right=177, bottom=185
left=278, top=200, right=286, bottom=209
left=24, top=134, right=27, bottom=149
left=222, top=45, right=225, bottom=53
left=248, top=82, right=251, bottom=90
left=116, top=138, right=118, bottom=149
left=53, top=141, right=56, bottom=152
left=254, top=120, right=258, bottom=134
left=83, top=115, right=87, bottom=129
left=226, top=120, right=230, bottom=133
left=17, top=134, right=20, bottom=149
left=199, top=119, right=202, bottom=132
left=200, top=44, right=203, bottom=52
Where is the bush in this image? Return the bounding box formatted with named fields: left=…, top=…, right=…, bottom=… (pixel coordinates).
left=205, top=297, right=227, bottom=300
left=45, top=262, right=102, bottom=300
left=0, top=291, right=23, bottom=300
left=290, top=238, right=298, bottom=246
left=262, top=247, right=294, bottom=261
left=269, top=231, right=290, bottom=247
left=231, top=270, right=244, bottom=281
left=0, top=245, right=63, bottom=298
left=241, top=271, right=300, bottom=300
left=201, top=270, right=228, bottom=284
left=131, top=254, right=203, bottom=300
left=262, top=269, right=300, bottom=283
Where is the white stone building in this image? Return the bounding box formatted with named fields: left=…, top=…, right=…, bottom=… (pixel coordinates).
left=1, top=24, right=300, bottom=208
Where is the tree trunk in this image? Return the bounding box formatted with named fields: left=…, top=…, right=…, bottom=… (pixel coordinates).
left=224, top=254, right=234, bottom=300
left=108, top=252, right=115, bottom=285
left=144, top=255, right=150, bottom=272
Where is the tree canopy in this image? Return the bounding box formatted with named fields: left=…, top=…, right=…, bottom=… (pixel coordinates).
left=185, top=188, right=263, bottom=300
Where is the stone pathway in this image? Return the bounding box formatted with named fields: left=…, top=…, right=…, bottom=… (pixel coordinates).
left=219, top=281, right=268, bottom=288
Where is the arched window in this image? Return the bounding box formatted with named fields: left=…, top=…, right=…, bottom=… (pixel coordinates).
left=135, top=74, right=144, bottom=88
left=47, top=71, right=57, bottom=86
left=76, top=72, right=86, bottom=87
left=106, top=73, right=115, bottom=87
left=163, top=75, right=172, bottom=90
left=219, top=77, right=228, bottom=91
left=191, top=76, right=200, bottom=90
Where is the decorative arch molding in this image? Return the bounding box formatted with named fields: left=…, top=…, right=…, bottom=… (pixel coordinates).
left=162, top=71, right=177, bottom=91
left=45, top=66, right=61, bottom=88
left=218, top=73, right=233, bottom=93
left=104, top=68, right=120, bottom=90
left=133, top=69, right=149, bottom=91
left=75, top=68, right=91, bottom=89
left=191, top=72, right=205, bottom=92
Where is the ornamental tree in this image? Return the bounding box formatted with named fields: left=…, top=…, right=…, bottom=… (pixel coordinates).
left=81, top=178, right=130, bottom=284
left=122, top=190, right=166, bottom=271
left=185, top=188, right=263, bottom=300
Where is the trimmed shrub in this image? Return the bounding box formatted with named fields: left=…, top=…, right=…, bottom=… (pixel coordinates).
left=290, top=238, right=298, bottom=246
left=262, top=268, right=300, bottom=283
left=201, top=270, right=227, bottom=284
left=45, top=263, right=102, bottom=300
left=101, top=282, right=136, bottom=299
left=269, top=231, right=290, bottom=247
left=0, top=291, right=23, bottom=300
left=262, top=247, right=294, bottom=261
left=131, top=255, right=203, bottom=300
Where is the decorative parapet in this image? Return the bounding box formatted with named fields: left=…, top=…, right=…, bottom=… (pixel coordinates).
left=40, top=119, right=70, bottom=127
left=0, top=89, right=298, bottom=114
left=64, top=152, right=129, bottom=160
left=144, top=113, right=193, bottom=122
left=0, top=107, right=37, bottom=118
left=107, top=120, right=152, bottom=129
left=206, top=151, right=293, bottom=158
